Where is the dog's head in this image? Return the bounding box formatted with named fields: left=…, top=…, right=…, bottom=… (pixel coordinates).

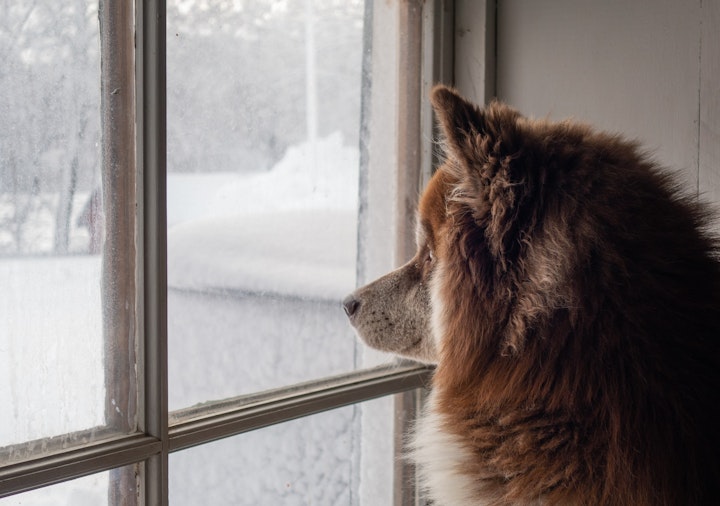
left=341, top=164, right=452, bottom=364
left=344, top=85, right=602, bottom=365
left=342, top=85, right=506, bottom=364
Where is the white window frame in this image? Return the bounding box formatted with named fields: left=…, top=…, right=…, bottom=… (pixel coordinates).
left=0, top=1, right=501, bottom=504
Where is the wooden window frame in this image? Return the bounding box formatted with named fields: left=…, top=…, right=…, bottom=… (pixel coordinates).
left=0, top=0, right=505, bottom=504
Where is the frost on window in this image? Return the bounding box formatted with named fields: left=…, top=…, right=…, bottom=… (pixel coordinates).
left=166, top=0, right=369, bottom=409
left=170, top=397, right=394, bottom=506
left=0, top=0, right=136, bottom=460
left=165, top=3, right=395, bottom=503
left=0, top=464, right=138, bottom=506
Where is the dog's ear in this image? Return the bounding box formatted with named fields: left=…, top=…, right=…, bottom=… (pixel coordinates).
left=430, top=85, right=527, bottom=268
left=430, top=85, right=487, bottom=167
left=430, top=85, right=522, bottom=170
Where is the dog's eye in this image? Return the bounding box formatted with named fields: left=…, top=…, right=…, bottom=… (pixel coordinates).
left=426, top=249, right=434, bottom=264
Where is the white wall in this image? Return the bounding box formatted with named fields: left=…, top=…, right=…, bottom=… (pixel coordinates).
left=490, top=0, right=719, bottom=204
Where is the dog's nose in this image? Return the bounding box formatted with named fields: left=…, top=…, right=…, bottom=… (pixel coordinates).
left=343, top=294, right=360, bottom=317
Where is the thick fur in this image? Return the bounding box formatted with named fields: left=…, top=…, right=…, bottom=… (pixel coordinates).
left=344, top=85, right=720, bottom=505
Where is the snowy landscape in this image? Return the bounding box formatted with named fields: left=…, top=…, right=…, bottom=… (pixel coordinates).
left=1, top=1, right=390, bottom=503
left=1, top=133, right=398, bottom=505
left=166, top=133, right=363, bottom=410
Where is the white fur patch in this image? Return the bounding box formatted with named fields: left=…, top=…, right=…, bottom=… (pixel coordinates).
left=412, top=392, right=486, bottom=506
left=413, top=250, right=485, bottom=504
left=429, top=260, right=447, bottom=356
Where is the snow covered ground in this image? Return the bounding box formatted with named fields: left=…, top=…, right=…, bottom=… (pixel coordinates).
left=167, top=132, right=358, bottom=301
left=167, top=132, right=362, bottom=406
left=1, top=133, right=396, bottom=505
left=0, top=256, right=104, bottom=447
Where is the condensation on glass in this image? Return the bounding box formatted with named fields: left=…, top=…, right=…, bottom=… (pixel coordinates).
left=0, top=0, right=137, bottom=462
left=170, top=397, right=394, bottom=506
left=166, top=0, right=370, bottom=410
left=0, top=464, right=140, bottom=506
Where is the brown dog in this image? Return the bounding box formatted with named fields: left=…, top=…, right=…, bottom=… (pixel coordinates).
left=344, top=86, right=720, bottom=505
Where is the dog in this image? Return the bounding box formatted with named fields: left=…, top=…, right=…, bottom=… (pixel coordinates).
left=344, top=85, right=720, bottom=505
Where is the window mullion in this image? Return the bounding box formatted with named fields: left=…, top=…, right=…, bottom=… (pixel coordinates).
left=395, top=1, right=454, bottom=504
left=395, top=1, right=424, bottom=504
left=168, top=364, right=433, bottom=453
left=136, top=0, right=168, bottom=505
left=453, top=0, right=496, bottom=104
left=100, top=0, right=138, bottom=438
left=0, top=435, right=161, bottom=498
left=100, top=0, right=141, bottom=502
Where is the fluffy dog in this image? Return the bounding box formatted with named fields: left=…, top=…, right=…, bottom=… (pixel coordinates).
left=344, top=85, right=720, bottom=505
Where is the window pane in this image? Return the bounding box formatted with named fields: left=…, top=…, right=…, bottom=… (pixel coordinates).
left=166, top=0, right=371, bottom=410
left=0, top=464, right=139, bottom=506
left=170, top=397, right=394, bottom=505
left=0, top=1, right=137, bottom=455
left=0, top=258, right=103, bottom=446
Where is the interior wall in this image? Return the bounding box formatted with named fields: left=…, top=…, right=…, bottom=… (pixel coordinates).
left=492, top=0, right=719, bottom=203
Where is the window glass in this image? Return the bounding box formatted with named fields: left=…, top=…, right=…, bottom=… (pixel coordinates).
left=0, top=0, right=137, bottom=456
left=170, top=397, right=394, bottom=505
left=166, top=0, right=369, bottom=410
left=0, top=257, right=103, bottom=446
left=0, top=465, right=139, bottom=506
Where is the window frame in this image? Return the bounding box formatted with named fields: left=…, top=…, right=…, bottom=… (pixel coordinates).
left=0, top=0, right=485, bottom=503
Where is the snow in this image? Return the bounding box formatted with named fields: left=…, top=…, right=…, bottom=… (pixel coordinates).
left=167, top=132, right=358, bottom=224
left=170, top=403, right=362, bottom=506
left=0, top=472, right=108, bottom=506
left=208, top=131, right=359, bottom=216
left=168, top=210, right=356, bottom=299
left=166, top=173, right=239, bottom=228
left=0, top=256, right=104, bottom=449
left=0, top=256, right=107, bottom=505
left=168, top=132, right=358, bottom=300
left=2, top=133, right=394, bottom=505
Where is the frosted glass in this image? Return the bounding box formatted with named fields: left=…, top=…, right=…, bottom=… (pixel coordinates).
left=166, top=0, right=367, bottom=410
left=0, top=258, right=104, bottom=449
left=170, top=398, right=394, bottom=506
left=0, top=1, right=137, bottom=455
left=0, top=465, right=137, bottom=506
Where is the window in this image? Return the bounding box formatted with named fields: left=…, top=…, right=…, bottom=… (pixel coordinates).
left=0, top=0, right=134, bottom=459
left=0, top=1, right=454, bottom=504
left=166, top=0, right=368, bottom=405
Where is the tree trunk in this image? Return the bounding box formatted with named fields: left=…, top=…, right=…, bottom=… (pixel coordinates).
left=53, top=156, right=78, bottom=254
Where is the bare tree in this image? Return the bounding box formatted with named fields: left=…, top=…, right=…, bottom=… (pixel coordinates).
left=0, top=0, right=99, bottom=255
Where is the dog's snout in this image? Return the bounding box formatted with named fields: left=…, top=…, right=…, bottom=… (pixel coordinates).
left=343, top=294, right=360, bottom=317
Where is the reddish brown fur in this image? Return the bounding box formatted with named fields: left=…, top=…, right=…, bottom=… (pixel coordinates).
left=427, top=86, right=720, bottom=505
left=345, top=85, right=720, bottom=505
